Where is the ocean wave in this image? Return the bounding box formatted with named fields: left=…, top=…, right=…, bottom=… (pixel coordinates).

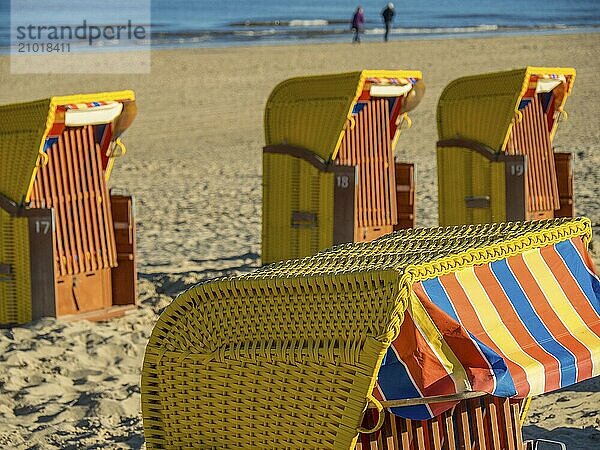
left=365, top=24, right=500, bottom=35
left=1, top=21, right=599, bottom=53
left=288, top=20, right=329, bottom=27
left=151, top=22, right=597, bottom=41
left=228, top=19, right=347, bottom=27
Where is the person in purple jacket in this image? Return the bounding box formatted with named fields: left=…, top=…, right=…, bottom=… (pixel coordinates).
left=351, top=6, right=365, bottom=43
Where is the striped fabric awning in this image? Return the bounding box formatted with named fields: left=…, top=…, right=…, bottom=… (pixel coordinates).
left=375, top=236, right=600, bottom=420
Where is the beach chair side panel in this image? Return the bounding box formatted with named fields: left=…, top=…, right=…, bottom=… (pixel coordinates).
left=437, top=145, right=506, bottom=226
left=142, top=273, right=399, bottom=449
left=553, top=152, right=574, bottom=218
left=0, top=210, right=31, bottom=324
left=262, top=152, right=334, bottom=263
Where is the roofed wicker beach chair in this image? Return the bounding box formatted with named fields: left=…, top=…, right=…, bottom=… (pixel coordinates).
left=262, top=70, right=425, bottom=264
left=142, top=217, right=600, bottom=449
left=0, top=92, right=137, bottom=325
left=437, top=67, right=576, bottom=226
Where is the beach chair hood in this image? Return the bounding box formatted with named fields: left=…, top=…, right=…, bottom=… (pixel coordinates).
left=0, top=91, right=136, bottom=205
left=437, top=66, right=575, bottom=152
left=264, top=70, right=424, bottom=162
left=142, top=217, right=600, bottom=448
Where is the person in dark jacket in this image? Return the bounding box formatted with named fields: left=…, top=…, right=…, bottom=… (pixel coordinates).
left=381, top=2, right=395, bottom=42
left=351, top=6, right=364, bottom=43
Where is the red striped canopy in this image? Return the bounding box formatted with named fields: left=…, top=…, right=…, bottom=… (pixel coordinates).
left=375, top=236, right=600, bottom=420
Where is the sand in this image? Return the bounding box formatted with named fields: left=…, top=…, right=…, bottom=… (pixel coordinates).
left=0, top=32, right=599, bottom=448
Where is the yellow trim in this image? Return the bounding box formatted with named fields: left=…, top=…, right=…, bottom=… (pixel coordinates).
left=104, top=138, right=127, bottom=181
left=520, top=396, right=532, bottom=426
left=25, top=90, right=135, bottom=202
left=357, top=393, right=385, bottom=434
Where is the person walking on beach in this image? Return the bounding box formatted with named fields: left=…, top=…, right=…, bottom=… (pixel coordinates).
left=351, top=6, right=365, bottom=43
left=382, top=3, right=395, bottom=42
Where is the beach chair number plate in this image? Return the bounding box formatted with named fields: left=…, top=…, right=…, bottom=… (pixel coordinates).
left=34, top=220, right=52, bottom=234
left=337, top=175, right=351, bottom=189
left=509, top=161, right=525, bottom=177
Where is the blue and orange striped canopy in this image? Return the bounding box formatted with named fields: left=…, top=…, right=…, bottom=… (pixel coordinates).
left=375, top=235, right=600, bottom=420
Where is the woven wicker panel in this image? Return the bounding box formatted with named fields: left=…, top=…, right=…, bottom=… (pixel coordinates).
left=437, top=67, right=576, bottom=156
left=0, top=209, right=31, bottom=324
left=437, top=145, right=505, bottom=226
left=437, top=145, right=472, bottom=226
left=262, top=152, right=334, bottom=264
left=265, top=72, right=363, bottom=161
left=143, top=271, right=399, bottom=449
left=252, top=218, right=589, bottom=281
left=0, top=99, right=50, bottom=204
left=142, top=218, right=591, bottom=449
left=437, top=69, right=526, bottom=151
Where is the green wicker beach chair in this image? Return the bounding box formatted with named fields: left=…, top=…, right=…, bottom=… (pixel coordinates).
left=0, top=92, right=137, bottom=325
left=262, top=70, right=424, bottom=264
left=436, top=67, right=576, bottom=226
left=142, top=217, right=600, bottom=449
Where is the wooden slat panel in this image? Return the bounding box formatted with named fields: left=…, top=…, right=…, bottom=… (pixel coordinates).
left=94, top=133, right=117, bottom=267
left=415, top=420, right=427, bottom=450
left=31, top=126, right=118, bottom=277
left=74, top=128, right=97, bottom=271
left=485, top=395, right=502, bottom=450
left=56, top=137, right=78, bottom=274
left=337, top=100, right=397, bottom=234
left=389, top=414, right=399, bottom=450
left=85, top=126, right=110, bottom=268
left=430, top=417, right=442, bottom=450
left=81, top=126, right=104, bottom=270
left=502, top=398, right=516, bottom=450
left=65, top=134, right=82, bottom=274
left=47, top=142, right=69, bottom=276
left=66, top=129, right=91, bottom=273
left=357, top=396, right=526, bottom=450
left=373, top=101, right=383, bottom=225
left=402, top=417, right=413, bottom=449
left=385, top=103, right=397, bottom=226
left=473, top=398, right=487, bottom=450
left=511, top=402, right=524, bottom=450
left=508, top=96, right=559, bottom=217
left=443, top=412, right=456, bottom=450
left=365, top=102, right=376, bottom=226
left=458, top=401, right=471, bottom=450
left=533, top=96, right=560, bottom=210
left=553, top=152, right=574, bottom=218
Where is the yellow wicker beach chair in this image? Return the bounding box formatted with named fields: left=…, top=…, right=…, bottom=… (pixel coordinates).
left=0, top=92, right=137, bottom=325
left=262, top=70, right=424, bottom=264
left=436, top=67, right=575, bottom=226
left=142, top=217, right=599, bottom=449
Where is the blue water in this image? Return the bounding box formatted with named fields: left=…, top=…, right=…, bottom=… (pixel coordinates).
left=1, top=0, right=599, bottom=50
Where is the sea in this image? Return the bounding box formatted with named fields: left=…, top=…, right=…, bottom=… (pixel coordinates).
left=0, top=0, right=599, bottom=52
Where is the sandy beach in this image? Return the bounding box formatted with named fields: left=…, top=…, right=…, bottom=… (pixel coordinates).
left=1, top=32, right=599, bottom=448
